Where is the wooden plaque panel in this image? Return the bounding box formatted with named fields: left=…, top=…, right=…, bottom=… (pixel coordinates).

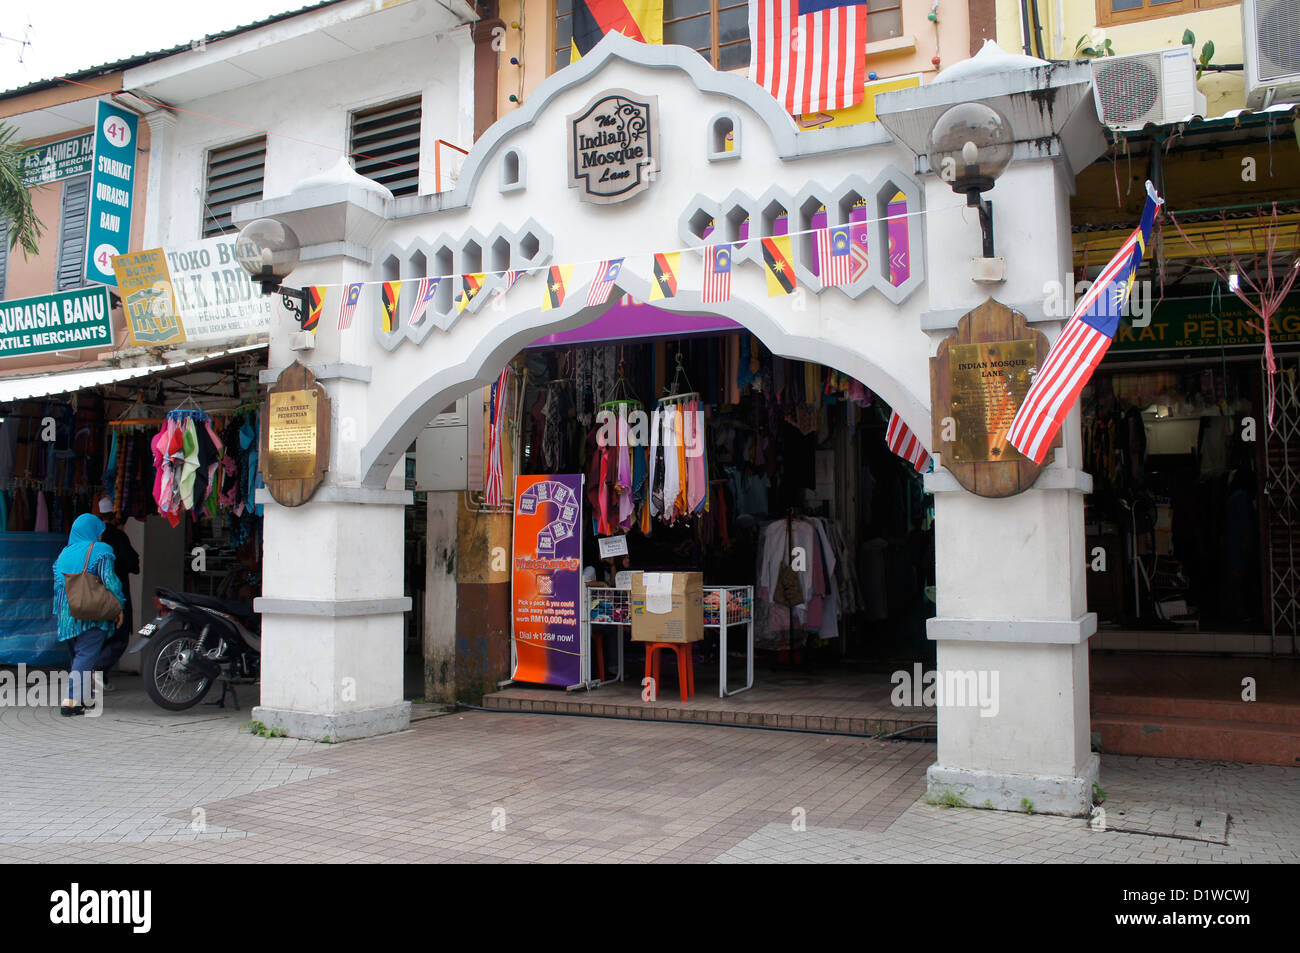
left=260, top=361, right=331, bottom=506
left=930, top=298, right=1058, bottom=498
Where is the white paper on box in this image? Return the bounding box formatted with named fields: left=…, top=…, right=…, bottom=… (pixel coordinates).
left=644, top=572, right=673, bottom=614
left=615, top=570, right=638, bottom=590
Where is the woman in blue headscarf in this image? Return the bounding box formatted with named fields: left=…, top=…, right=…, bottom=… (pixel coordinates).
left=52, top=512, right=124, bottom=716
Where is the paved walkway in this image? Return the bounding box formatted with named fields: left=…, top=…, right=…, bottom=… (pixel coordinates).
left=1, top=679, right=1297, bottom=863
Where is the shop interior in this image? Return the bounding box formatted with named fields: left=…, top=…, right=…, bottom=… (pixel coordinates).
left=487, top=325, right=937, bottom=713
left=0, top=350, right=267, bottom=670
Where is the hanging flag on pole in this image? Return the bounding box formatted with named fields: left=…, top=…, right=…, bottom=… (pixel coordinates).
left=1007, top=181, right=1164, bottom=465
left=761, top=235, right=796, bottom=296
left=702, top=244, right=732, bottom=304
left=649, top=252, right=679, bottom=300
left=337, top=283, right=362, bottom=330
left=408, top=277, right=439, bottom=326
left=749, top=0, right=868, bottom=115
left=886, top=410, right=930, bottom=473
left=303, top=286, right=325, bottom=334
left=380, top=280, right=401, bottom=332
left=587, top=258, right=624, bottom=307
left=543, top=265, right=574, bottom=311
left=816, top=225, right=855, bottom=286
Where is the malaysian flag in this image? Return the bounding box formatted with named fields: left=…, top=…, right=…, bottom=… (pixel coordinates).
left=1008, top=182, right=1163, bottom=465
left=587, top=258, right=624, bottom=307
left=408, top=277, right=439, bottom=327
left=503, top=269, right=523, bottom=291
left=749, top=0, right=867, bottom=116
left=702, top=244, right=732, bottom=304
left=816, top=224, right=855, bottom=286
left=886, top=410, right=930, bottom=473
left=337, top=282, right=362, bottom=330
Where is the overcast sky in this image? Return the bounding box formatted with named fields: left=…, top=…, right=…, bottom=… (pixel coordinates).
left=0, top=1, right=313, bottom=93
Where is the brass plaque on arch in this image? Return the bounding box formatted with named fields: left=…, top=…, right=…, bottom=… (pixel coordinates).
left=948, top=339, right=1036, bottom=465
left=265, top=390, right=319, bottom=480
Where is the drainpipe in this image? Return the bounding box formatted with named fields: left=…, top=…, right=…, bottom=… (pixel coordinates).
left=471, top=0, right=504, bottom=142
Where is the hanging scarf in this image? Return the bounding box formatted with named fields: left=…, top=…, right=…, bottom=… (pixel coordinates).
left=485, top=366, right=512, bottom=507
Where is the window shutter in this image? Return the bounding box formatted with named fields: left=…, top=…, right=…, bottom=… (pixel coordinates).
left=350, top=96, right=422, bottom=198
left=203, top=137, right=267, bottom=238
left=55, top=175, right=91, bottom=292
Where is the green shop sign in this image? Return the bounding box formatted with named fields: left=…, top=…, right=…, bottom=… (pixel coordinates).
left=21, top=134, right=95, bottom=187
left=1110, top=296, right=1300, bottom=353
left=0, top=288, right=113, bottom=358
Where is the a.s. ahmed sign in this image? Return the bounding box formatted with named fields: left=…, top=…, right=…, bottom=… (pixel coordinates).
left=567, top=90, right=658, bottom=205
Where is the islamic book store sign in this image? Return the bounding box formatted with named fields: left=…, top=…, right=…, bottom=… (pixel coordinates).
left=0, top=288, right=112, bottom=358
left=567, top=90, right=658, bottom=205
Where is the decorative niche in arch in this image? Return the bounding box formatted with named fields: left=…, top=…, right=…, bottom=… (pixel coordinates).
left=500, top=149, right=525, bottom=193
left=708, top=112, right=740, bottom=162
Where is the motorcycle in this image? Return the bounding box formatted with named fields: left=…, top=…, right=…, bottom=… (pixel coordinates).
left=128, top=588, right=261, bottom=711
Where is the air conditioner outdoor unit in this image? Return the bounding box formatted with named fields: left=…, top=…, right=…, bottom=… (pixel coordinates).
left=1244, top=0, right=1300, bottom=108
left=1090, top=45, right=1207, bottom=131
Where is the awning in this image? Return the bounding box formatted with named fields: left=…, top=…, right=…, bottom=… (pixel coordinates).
left=0, top=343, right=267, bottom=403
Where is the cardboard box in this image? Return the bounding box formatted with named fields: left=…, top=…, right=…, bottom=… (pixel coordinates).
left=631, top=571, right=703, bottom=643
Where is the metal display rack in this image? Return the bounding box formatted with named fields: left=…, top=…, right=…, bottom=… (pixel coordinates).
left=582, top=584, right=755, bottom=697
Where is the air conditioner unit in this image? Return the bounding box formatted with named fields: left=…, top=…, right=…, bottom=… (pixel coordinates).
left=1244, top=0, right=1300, bottom=108
left=1090, top=46, right=1207, bottom=132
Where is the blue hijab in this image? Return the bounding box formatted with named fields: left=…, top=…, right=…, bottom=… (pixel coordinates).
left=54, top=513, right=113, bottom=576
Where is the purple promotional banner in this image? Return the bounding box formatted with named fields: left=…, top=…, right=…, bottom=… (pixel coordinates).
left=511, top=473, right=585, bottom=687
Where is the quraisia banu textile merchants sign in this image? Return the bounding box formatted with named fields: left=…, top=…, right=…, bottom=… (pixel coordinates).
left=0, top=288, right=112, bottom=358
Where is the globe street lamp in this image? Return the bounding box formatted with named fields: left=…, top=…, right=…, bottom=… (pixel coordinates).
left=927, top=102, right=1013, bottom=259
left=234, top=218, right=310, bottom=327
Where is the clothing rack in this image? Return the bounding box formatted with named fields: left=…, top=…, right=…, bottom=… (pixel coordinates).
left=659, top=352, right=698, bottom=405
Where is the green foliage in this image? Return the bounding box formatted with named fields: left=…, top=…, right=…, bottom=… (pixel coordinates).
left=246, top=720, right=286, bottom=739
left=1021, top=798, right=1035, bottom=815
left=0, top=123, right=45, bottom=259
left=1092, top=782, right=1107, bottom=805
left=1182, top=29, right=1217, bottom=80
left=929, top=788, right=970, bottom=809
left=1075, top=34, right=1114, bottom=59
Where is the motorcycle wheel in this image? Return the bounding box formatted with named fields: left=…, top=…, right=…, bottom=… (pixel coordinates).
left=142, top=625, right=214, bottom=711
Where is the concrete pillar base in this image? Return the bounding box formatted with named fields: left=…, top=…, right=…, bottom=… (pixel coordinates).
left=251, top=702, right=411, bottom=743
left=925, top=753, right=1100, bottom=817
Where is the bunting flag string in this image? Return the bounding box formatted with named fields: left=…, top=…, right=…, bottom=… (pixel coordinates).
left=761, top=235, right=796, bottom=297
left=586, top=258, right=624, bottom=307
left=649, top=251, right=679, bottom=300
left=380, top=281, right=401, bottom=333
left=337, top=282, right=362, bottom=331
left=701, top=244, right=732, bottom=304
left=408, top=276, right=439, bottom=326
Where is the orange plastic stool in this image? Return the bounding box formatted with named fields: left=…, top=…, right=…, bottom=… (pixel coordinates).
left=644, top=642, right=695, bottom=701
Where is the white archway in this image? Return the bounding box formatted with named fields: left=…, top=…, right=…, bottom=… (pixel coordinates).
left=243, top=33, right=1108, bottom=816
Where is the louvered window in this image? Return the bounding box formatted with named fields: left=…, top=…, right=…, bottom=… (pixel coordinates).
left=350, top=96, right=421, bottom=198
left=55, top=175, right=91, bottom=291
left=203, top=137, right=267, bottom=238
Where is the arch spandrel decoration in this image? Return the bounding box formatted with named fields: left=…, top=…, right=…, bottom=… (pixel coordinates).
left=271, top=33, right=937, bottom=487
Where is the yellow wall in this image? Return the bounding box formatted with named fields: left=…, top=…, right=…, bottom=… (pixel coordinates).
left=498, top=0, right=974, bottom=119
left=995, top=0, right=1247, bottom=115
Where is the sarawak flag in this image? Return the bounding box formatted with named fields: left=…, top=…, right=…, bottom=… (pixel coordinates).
left=886, top=410, right=930, bottom=473
left=408, top=277, right=439, bottom=326
left=570, top=0, right=663, bottom=59
left=543, top=265, right=574, bottom=311
left=649, top=252, right=679, bottom=301
left=761, top=235, right=796, bottom=296
left=456, top=274, right=484, bottom=315
left=303, top=286, right=325, bottom=333
left=337, top=283, right=362, bottom=331
left=380, top=281, right=401, bottom=332
left=1008, top=182, right=1163, bottom=465
left=702, top=244, right=732, bottom=304
left=750, top=0, right=867, bottom=115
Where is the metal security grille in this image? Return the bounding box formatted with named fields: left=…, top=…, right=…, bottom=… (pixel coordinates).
left=203, top=137, right=267, bottom=238
left=350, top=96, right=421, bottom=198
left=1264, top=356, right=1300, bottom=655
left=55, top=175, right=91, bottom=291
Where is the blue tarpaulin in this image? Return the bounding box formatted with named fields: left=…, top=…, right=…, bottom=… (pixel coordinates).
left=0, top=533, right=70, bottom=666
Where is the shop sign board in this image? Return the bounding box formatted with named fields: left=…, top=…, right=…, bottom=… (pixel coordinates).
left=0, top=287, right=112, bottom=359
left=930, top=298, right=1055, bottom=497
left=511, top=473, right=585, bottom=688
left=1109, top=296, right=1300, bottom=354
left=112, top=236, right=272, bottom=347
left=568, top=90, right=658, bottom=205
left=84, top=100, right=138, bottom=286
left=260, top=362, right=330, bottom=506
left=21, top=133, right=95, bottom=187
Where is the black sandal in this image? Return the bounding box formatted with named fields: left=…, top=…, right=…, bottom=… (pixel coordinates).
left=59, top=704, right=85, bottom=717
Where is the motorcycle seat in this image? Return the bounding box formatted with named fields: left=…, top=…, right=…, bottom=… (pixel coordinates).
left=156, top=587, right=255, bottom=619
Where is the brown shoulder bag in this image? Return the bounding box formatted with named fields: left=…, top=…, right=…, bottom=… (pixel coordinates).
left=65, top=544, right=122, bottom=622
